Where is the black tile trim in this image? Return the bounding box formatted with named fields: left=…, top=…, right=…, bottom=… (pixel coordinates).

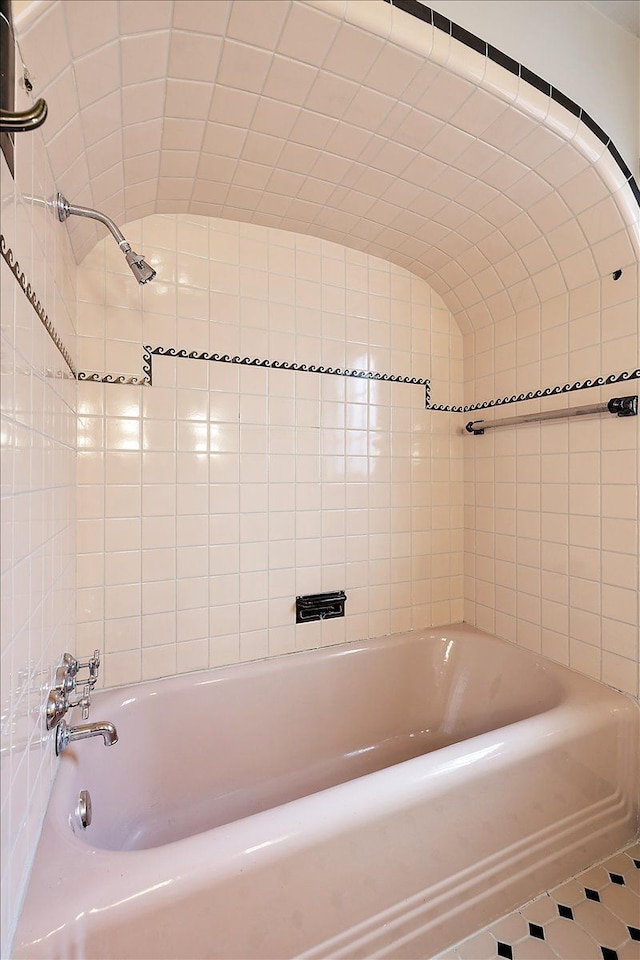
left=432, top=9, right=451, bottom=33
left=551, top=87, right=581, bottom=118
left=488, top=43, right=519, bottom=75
left=149, top=346, right=430, bottom=386
left=426, top=368, right=640, bottom=413
left=77, top=371, right=150, bottom=385
left=581, top=111, right=610, bottom=147
left=607, top=143, right=633, bottom=182
left=557, top=903, right=574, bottom=919
left=497, top=943, right=513, bottom=960
left=76, top=346, right=152, bottom=386
left=585, top=887, right=601, bottom=901
left=389, top=0, right=432, bottom=25
left=383, top=0, right=639, bottom=208
left=78, top=345, right=430, bottom=394
left=628, top=926, right=640, bottom=941
left=81, top=350, right=639, bottom=431
left=529, top=922, right=545, bottom=940
left=0, top=233, right=76, bottom=377
left=608, top=872, right=625, bottom=885
left=452, top=22, right=486, bottom=55
left=520, top=65, right=551, bottom=96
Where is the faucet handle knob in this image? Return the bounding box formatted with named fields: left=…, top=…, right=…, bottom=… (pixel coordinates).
left=54, top=665, right=75, bottom=695
left=46, top=687, right=67, bottom=730
left=61, top=652, right=79, bottom=676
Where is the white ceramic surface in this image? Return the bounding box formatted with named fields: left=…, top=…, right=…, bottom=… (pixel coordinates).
left=13, top=624, right=639, bottom=959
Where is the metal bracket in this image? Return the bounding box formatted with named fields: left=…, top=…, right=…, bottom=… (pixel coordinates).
left=296, top=591, right=347, bottom=624
left=608, top=395, right=637, bottom=417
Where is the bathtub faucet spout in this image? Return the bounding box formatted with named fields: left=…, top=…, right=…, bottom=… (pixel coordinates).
left=55, top=719, right=118, bottom=756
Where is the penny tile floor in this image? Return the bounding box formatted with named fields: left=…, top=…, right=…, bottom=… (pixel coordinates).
left=436, top=841, right=640, bottom=960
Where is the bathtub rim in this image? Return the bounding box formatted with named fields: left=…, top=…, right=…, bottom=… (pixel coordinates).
left=90, top=621, right=632, bottom=704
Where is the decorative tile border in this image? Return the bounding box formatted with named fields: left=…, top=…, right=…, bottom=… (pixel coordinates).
left=76, top=344, right=639, bottom=421
left=75, top=345, right=431, bottom=393
left=0, top=234, right=76, bottom=376
left=150, top=345, right=430, bottom=386
left=385, top=0, right=640, bottom=207
left=77, top=346, right=152, bottom=385
left=76, top=372, right=149, bottom=384
left=428, top=369, right=640, bottom=414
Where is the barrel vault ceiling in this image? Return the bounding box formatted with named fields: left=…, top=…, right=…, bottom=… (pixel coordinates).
left=15, top=0, right=640, bottom=333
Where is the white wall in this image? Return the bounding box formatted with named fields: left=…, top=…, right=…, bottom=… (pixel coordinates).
left=74, top=215, right=464, bottom=686
left=0, top=119, right=77, bottom=960
left=426, top=0, right=640, bottom=177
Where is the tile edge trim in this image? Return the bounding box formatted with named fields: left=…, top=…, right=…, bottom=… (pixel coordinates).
left=384, top=0, right=639, bottom=208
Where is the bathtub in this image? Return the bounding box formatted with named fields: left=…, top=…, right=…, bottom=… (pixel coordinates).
left=14, top=624, right=639, bottom=960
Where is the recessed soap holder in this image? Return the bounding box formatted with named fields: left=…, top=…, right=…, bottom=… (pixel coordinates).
left=296, top=591, right=347, bottom=623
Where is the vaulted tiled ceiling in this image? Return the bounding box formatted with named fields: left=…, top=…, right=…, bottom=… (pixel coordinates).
left=16, top=0, right=639, bottom=331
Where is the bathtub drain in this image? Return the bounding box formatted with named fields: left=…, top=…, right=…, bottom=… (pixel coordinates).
left=76, top=789, right=92, bottom=828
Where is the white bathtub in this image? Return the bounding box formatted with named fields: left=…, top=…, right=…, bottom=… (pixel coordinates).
left=14, top=625, right=639, bottom=959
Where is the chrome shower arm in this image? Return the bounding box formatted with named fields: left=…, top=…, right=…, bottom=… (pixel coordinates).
left=55, top=193, right=129, bottom=249
left=54, top=191, right=156, bottom=284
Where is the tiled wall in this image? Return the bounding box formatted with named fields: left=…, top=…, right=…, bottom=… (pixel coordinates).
left=0, top=113, right=77, bottom=956
left=75, top=214, right=464, bottom=687
left=463, top=259, right=640, bottom=699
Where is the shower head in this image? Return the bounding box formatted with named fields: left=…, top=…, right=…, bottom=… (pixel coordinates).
left=124, top=247, right=157, bottom=285
left=55, top=192, right=156, bottom=285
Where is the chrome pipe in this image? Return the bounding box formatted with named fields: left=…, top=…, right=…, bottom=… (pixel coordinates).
left=55, top=192, right=156, bottom=284
left=55, top=192, right=127, bottom=246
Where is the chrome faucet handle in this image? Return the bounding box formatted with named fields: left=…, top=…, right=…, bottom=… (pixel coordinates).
left=75, top=649, right=101, bottom=686
left=79, top=686, right=91, bottom=720
left=47, top=652, right=78, bottom=729
left=88, top=649, right=100, bottom=685
left=67, top=683, right=92, bottom=718
left=45, top=650, right=101, bottom=734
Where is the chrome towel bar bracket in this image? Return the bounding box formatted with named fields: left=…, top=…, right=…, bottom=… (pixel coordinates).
left=466, top=395, right=638, bottom=435
left=0, top=97, right=47, bottom=132
left=0, top=5, right=47, bottom=134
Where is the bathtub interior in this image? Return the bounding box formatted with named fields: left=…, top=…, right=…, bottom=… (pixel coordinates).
left=64, top=628, right=562, bottom=852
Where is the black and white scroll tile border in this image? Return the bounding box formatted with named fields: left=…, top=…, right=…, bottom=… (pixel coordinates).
left=3, top=237, right=638, bottom=413
left=435, top=840, right=640, bottom=960
left=79, top=345, right=640, bottom=420
left=0, top=234, right=76, bottom=377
